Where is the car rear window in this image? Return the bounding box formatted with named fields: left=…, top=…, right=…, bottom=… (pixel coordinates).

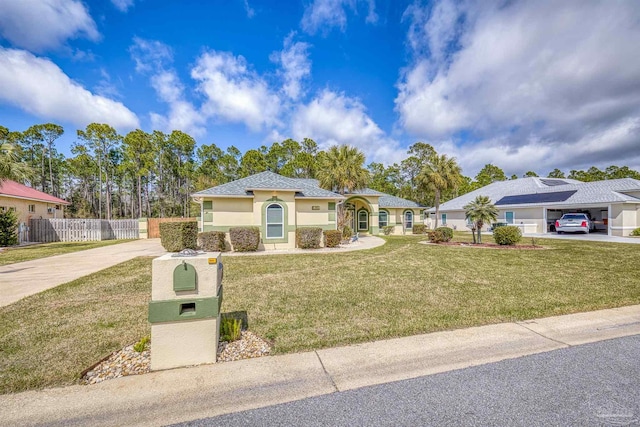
left=563, top=214, right=587, bottom=220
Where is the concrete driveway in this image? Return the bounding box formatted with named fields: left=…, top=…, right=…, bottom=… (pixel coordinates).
left=524, top=232, right=640, bottom=244
left=0, top=239, right=165, bottom=307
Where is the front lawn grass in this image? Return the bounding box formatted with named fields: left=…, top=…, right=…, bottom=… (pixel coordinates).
left=1, top=234, right=639, bottom=394
left=0, top=240, right=133, bottom=266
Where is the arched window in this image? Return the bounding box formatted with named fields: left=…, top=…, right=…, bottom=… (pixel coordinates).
left=404, top=211, right=413, bottom=229
left=358, top=210, right=369, bottom=231
left=379, top=210, right=388, bottom=227
left=266, top=204, right=284, bottom=238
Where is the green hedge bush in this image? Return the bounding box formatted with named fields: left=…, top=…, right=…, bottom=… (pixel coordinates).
left=296, top=227, right=322, bottom=249
left=323, top=230, right=342, bottom=248
left=493, top=225, right=522, bottom=245
left=159, top=221, right=198, bottom=252
left=631, top=227, right=640, bottom=236
left=383, top=225, right=395, bottom=235
left=0, top=209, right=18, bottom=247
left=435, top=226, right=453, bottom=241
left=198, top=231, right=227, bottom=251
left=413, top=224, right=427, bottom=234
left=229, top=227, right=260, bottom=252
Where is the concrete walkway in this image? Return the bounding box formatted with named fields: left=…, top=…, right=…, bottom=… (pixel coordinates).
left=228, top=234, right=385, bottom=256
left=2, top=304, right=639, bottom=427
left=524, top=232, right=640, bottom=244
left=0, top=239, right=166, bottom=307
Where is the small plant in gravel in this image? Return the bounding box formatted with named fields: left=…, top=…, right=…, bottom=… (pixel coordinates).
left=631, top=227, right=640, bottom=236
left=133, top=336, right=150, bottom=353
left=220, top=317, right=242, bottom=342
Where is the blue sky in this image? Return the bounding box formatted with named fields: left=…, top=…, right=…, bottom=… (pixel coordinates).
left=1, top=0, right=639, bottom=177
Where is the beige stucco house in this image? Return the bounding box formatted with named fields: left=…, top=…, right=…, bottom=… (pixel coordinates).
left=430, top=177, right=640, bottom=237
left=0, top=179, right=69, bottom=225
left=192, top=171, right=424, bottom=250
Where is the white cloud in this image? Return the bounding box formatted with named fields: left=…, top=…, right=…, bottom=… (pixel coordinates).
left=292, top=89, right=403, bottom=164
left=397, top=0, right=640, bottom=175
left=129, top=37, right=173, bottom=73
left=301, top=0, right=378, bottom=35
left=271, top=33, right=311, bottom=100
left=130, top=38, right=205, bottom=136
left=0, top=48, right=139, bottom=129
left=192, top=50, right=282, bottom=131
left=243, top=0, right=255, bottom=18
left=0, top=0, right=99, bottom=52
left=111, top=0, right=134, bottom=12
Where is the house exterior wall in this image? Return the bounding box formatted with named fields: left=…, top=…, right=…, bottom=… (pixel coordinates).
left=435, top=207, right=545, bottom=233
left=610, top=203, right=640, bottom=236
left=0, top=196, right=64, bottom=225
left=380, top=207, right=423, bottom=235
left=199, top=192, right=341, bottom=250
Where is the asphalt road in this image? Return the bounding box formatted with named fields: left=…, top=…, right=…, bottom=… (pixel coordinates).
left=175, top=335, right=640, bottom=426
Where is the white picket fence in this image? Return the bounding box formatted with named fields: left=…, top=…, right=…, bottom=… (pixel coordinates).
left=28, top=219, right=139, bottom=242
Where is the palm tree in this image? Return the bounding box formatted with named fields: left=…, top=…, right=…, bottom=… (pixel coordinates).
left=418, top=153, right=462, bottom=228
left=316, top=145, right=369, bottom=233
left=0, top=127, right=32, bottom=183
left=464, top=195, right=498, bottom=244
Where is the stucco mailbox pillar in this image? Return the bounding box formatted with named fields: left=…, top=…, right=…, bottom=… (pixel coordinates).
left=148, top=252, right=223, bottom=371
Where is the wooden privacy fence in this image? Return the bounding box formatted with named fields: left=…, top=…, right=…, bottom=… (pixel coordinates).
left=29, top=219, right=139, bottom=242
left=147, top=217, right=196, bottom=238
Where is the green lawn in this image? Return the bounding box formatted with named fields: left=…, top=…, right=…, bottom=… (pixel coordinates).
left=0, top=240, right=133, bottom=266
left=1, top=234, right=639, bottom=394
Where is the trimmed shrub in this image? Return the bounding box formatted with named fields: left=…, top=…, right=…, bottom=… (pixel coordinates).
left=296, top=227, right=322, bottom=249
left=229, top=227, right=260, bottom=252
left=493, top=225, right=522, bottom=245
left=435, top=226, right=453, bottom=242
left=413, top=224, right=427, bottom=234
left=323, top=230, right=342, bottom=248
left=631, top=227, right=640, bottom=237
left=159, top=221, right=198, bottom=252
left=383, top=225, right=395, bottom=235
left=0, top=209, right=18, bottom=246
left=342, top=225, right=353, bottom=240
left=198, top=231, right=226, bottom=252
left=428, top=230, right=446, bottom=243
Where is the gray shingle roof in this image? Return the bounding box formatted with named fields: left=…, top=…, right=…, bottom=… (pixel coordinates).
left=431, top=177, right=640, bottom=211
left=378, top=195, right=423, bottom=208
left=192, top=171, right=342, bottom=198
left=192, top=171, right=425, bottom=207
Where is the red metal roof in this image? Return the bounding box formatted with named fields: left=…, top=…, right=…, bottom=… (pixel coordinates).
left=0, top=180, right=70, bottom=205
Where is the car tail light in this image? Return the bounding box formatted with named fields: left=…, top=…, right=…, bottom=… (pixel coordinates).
left=555, top=220, right=560, bottom=228
left=581, top=221, right=587, bottom=227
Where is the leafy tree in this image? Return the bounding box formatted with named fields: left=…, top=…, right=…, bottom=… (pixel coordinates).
left=523, top=171, right=538, bottom=177
left=0, top=208, right=18, bottom=246
left=77, top=124, right=122, bottom=219
left=510, top=174, right=518, bottom=180
left=123, top=129, right=154, bottom=218
left=547, top=168, right=565, bottom=178
left=240, top=149, right=268, bottom=177
left=368, top=162, right=402, bottom=196
left=464, top=195, right=498, bottom=244
left=475, top=164, right=507, bottom=187
left=418, top=153, right=462, bottom=228
left=317, top=145, right=369, bottom=233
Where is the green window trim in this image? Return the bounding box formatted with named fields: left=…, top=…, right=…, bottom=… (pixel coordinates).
left=379, top=210, right=389, bottom=228
left=203, top=200, right=213, bottom=210
left=404, top=210, right=414, bottom=229
left=357, top=209, right=369, bottom=232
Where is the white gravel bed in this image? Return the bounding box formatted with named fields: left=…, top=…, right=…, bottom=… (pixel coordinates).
left=82, top=331, right=271, bottom=385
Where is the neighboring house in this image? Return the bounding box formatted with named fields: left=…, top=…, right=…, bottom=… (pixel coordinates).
left=429, top=177, right=640, bottom=236
left=0, top=179, right=69, bottom=225
left=191, top=171, right=424, bottom=250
